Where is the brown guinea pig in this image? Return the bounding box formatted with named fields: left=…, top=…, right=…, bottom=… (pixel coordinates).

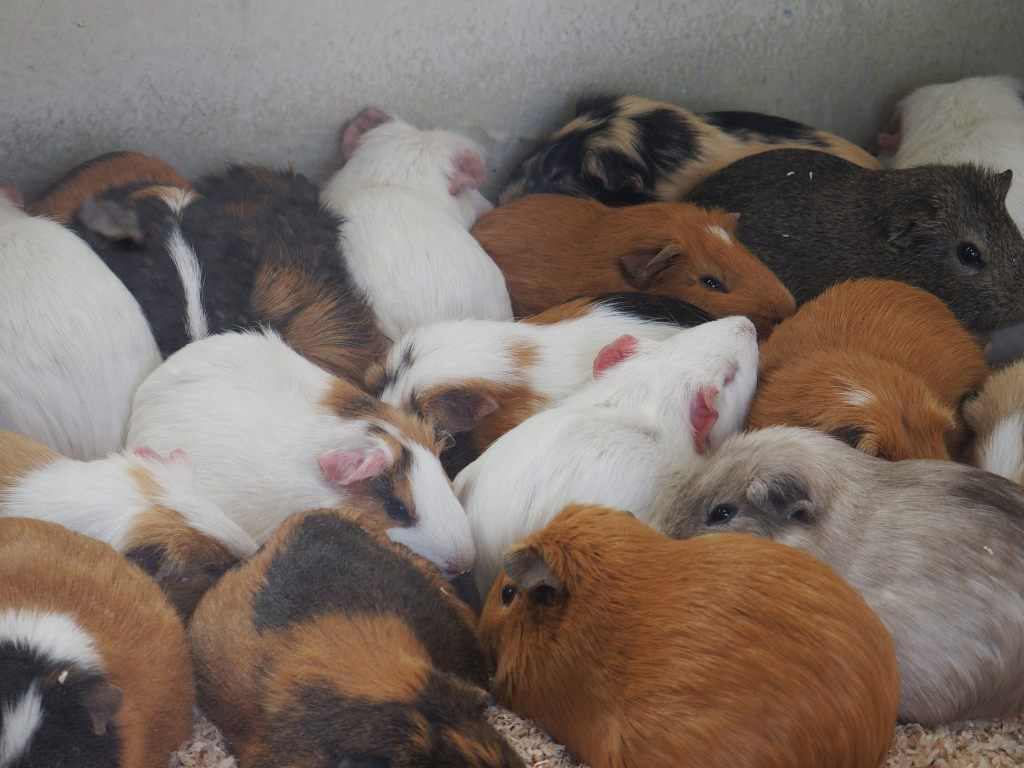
left=470, top=194, right=795, bottom=336
left=964, top=359, right=1024, bottom=484
left=0, top=517, right=195, bottom=768
left=479, top=504, right=899, bottom=768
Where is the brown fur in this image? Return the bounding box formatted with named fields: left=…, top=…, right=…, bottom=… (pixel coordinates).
left=964, top=360, right=1024, bottom=479
left=479, top=504, right=899, bottom=768
left=472, top=195, right=795, bottom=335
left=0, top=428, right=59, bottom=488
left=523, top=297, right=592, bottom=324
left=30, top=152, right=192, bottom=222
left=322, top=377, right=440, bottom=452
left=0, top=518, right=194, bottom=768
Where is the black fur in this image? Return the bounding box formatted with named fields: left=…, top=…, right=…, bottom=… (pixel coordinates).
left=588, top=291, right=716, bottom=326
left=702, top=111, right=826, bottom=146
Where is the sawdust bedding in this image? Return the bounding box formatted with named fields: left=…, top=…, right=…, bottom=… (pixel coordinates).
left=170, top=707, right=1024, bottom=767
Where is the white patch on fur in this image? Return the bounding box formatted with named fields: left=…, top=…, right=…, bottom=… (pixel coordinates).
left=165, top=229, right=208, bottom=341
left=706, top=224, right=733, bottom=244
left=158, top=187, right=196, bottom=217
left=0, top=684, right=43, bottom=768
left=0, top=610, right=101, bottom=670
left=980, top=413, right=1024, bottom=482
left=842, top=387, right=876, bottom=407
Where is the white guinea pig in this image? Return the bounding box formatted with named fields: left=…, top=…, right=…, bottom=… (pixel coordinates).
left=321, top=106, right=513, bottom=341
left=0, top=187, right=160, bottom=459
left=127, top=329, right=475, bottom=576
left=454, top=316, right=758, bottom=595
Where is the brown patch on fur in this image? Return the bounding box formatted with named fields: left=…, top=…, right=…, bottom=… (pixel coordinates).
left=30, top=152, right=192, bottom=222
left=479, top=504, right=899, bottom=768
left=964, top=360, right=1024, bottom=478
left=473, top=195, right=795, bottom=335
left=0, top=518, right=194, bottom=768
left=523, top=297, right=592, bottom=324
left=0, top=430, right=59, bottom=490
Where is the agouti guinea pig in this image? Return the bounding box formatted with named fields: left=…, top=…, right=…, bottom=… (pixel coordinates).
left=321, top=106, right=512, bottom=341
left=0, top=186, right=160, bottom=460
left=367, top=293, right=713, bottom=476
left=964, top=360, right=1024, bottom=484
left=0, top=517, right=195, bottom=768
left=479, top=504, right=898, bottom=768
left=686, top=149, right=1024, bottom=333
left=754, top=279, right=988, bottom=460
left=189, top=507, right=523, bottom=768
left=0, top=429, right=257, bottom=620
left=127, top=329, right=475, bottom=577
left=499, top=93, right=882, bottom=205
left=455, top=316, right=758, bottom=595
left=660, top=425, right=1024, bottom=725
left=471, top=194, right=795, bottom=335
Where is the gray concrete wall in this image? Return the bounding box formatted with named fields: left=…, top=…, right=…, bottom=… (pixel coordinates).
left=2, top=0, right=1021, bottom=201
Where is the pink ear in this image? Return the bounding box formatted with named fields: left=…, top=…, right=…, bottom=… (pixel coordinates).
left=342, top=106, right=394, bottom=160
left=690, top=386, right=720, bottom=455
left=318, top=447, right=389, bottom=486
left=132, top=446, right=162, bottom=461
left=593, top=335, right=640, bottom=378
left=133, top=446, right=191, bottom=466
left=0, top=180, right=23, bottom=209
left=877, top=114, right=901, bottom=153
left=447, top=148, right=485, bottom=196
left=168, top=448, right=190, bottom=466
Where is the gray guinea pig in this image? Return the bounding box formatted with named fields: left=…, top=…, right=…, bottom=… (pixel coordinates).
left=685, top=149, right=1023, bottom=333
left=658, top=425, right=1024, bottom=727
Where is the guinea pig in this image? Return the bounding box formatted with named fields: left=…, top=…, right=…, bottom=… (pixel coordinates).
left=367, top=292, right=714, bottom=476
left=754, top=279, right=987, bottom=459
left=660, top=425, right=1024, bottom=725
left=127, top=329, right=475, bottom=577
left=189, top=507, right=523, bottom=768
left=964, top=360, right=1024, bottom=484
left=471, top=194, right=795, bottom=334
left=0, top=429, right=257, bottom=620
left=63, top=163, right=385, bottom=382
left=0, top=186, right=160, bottom=460
left=321, top=106, right=512, bottom=341
left=454, top=316, right=758, bottom=595
left=499, top=93, right=882, bottom=206
left=479, top=504, right=898, bottom=768
left=685, top=148, right=1024, bottom=333
left=0, top=517, right=195, bottom=768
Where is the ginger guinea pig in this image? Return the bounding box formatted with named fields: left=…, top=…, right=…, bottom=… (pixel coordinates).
left=0, top=517, right=194, bottom=768
left=964, top=359, right=1024, bottom=484
left=471, top=194, right=794, bottom=335
left=480, top=504, right=898, bottom=768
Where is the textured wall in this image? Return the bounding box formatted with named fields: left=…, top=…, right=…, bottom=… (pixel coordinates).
left=2, top=0, right=1021, bottom=201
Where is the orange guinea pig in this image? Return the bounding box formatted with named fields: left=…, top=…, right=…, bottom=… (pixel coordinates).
left=479, top=504, right=899, bottom=768
left=470, top=194, right=795, bottom=336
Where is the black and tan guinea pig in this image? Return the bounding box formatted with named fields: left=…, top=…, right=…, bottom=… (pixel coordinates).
left=189, top=506, right=524, bottom=768
left=0, top=517, right=195, bottom=768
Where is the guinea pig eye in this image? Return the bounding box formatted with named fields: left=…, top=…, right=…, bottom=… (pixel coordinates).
left=384, top=497, right=414, bottom=525
left=701, top=275, right=728, bottom=292
left=500, top=585, right=517, bottom=606
left=705, top=504, right=736, bottom=526
left=957, top=242, right=984, bottom=268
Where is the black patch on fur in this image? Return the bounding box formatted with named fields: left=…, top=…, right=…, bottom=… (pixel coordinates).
left=375, top=344, right=415, bottom=398
left=701, top=111, right=826, bottom=146
left=827, top=425, right=867, bottom=449
left=439, top=433, right=481, bottom=481
left=589, top=291, right=716, bottom=325
left=950, top=470, right=1024, bottom=516
left=251, top=514, right=488, bottom=686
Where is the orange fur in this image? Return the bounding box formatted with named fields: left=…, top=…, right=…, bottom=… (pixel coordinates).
left=964, top=361, right=1024, bottom=476
left=0, top=428, right=59, bottom=488
left=471, top=195, right=795, bottom=335
left=479, top=504, right=899, bottom=768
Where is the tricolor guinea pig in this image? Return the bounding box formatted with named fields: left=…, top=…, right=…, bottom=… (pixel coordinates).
left=189, top=507, right=523, bottom=768
left=964, top=360, right=1024, bottom=484
left=471, top=194, right=795, bottom=335
left=368, top=293, right=714, bottom=476
left=0, top=429, right=257, bottom=619
left=127, top=329, right=475, bottom=577
left=686, top=149, right=1024, bottom=333
left=499, top=93, right=882, bottom=205
left=321, top=106, right=512, bottom=341
left=0, top=187, right=160, bottom=460
left=479, top=504, right=898, bottom=768
left=0, top=517, right=194, bottom=768
left=660, top=425, right=1024, bottom=725
left=454, top=316, right=758, bottom=596
left=752, top=279, right=988, bottom=460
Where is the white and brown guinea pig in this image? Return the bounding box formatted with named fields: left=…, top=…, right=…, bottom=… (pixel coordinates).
left=964, top=360, right=1024, bottom=484
left=0, top=429, right=257, bottom=619
left=0, top=517, right=194, bottom=768
left=321, top=106, right=513, bottom=341
left=189, top=506, right=523, bottom=768
left=368, top=292, right=714, bottom=476
left=0, top=183, right=160, bottom=460
left=479, top=504, right=899, bottom=768
left=753, top=278, right=988, bottom=461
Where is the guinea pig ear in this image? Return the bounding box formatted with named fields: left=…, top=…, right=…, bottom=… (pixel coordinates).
left=319, top=444, right=390, bottom=486
left=689, top=386, right=719, bottom=455
left=80, top=678, right=124, bottom=736
left=420, top=387, right=499, bottom=435
left=593, top=334, right=640, bottom=378
left=877, top=113, right=902, bottom=153
left=447, top=148, right=486, bottom=196
left=826, top=425, right=867, bottom=450
left=582, top=150, right=644, bottom=195
left=341, top=106, right=394, bottom=160
left=994, top=169, right=1014, bottom=201
left=77, top=197, right=145, bottom=245
left=502, top=545, right=565, bottom=606
left=618, top=243, right=681, bottom=290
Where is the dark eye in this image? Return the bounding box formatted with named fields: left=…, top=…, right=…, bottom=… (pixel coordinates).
left=957, top=242, right=983, bottom=268
left=701, top=275, right=727, bottom=292
left=384, top=497, right=414, bottom=525
left=500, top=585, right=517, bottom=606
left=706, top=504, right=736, bottom=525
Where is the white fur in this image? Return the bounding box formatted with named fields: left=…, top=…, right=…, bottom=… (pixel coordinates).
left=127, top=330, right=475, bottom=571
left=0, top=198, right=161, bottom=459
left=842, top=386, right=876, bottom=407
left=706, top=224, right=733, bottom=244
left=979, top=413, right=1024, bottom=484
left=0, top=684, right=43, bottom=768
left=166, top=228, right=209, bottom=341
left=454, top=316, right=759, bottom=593
left=0, top=609, right=101, bottom=670
left=322, top=116, right=512, bottom=341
